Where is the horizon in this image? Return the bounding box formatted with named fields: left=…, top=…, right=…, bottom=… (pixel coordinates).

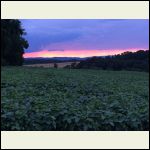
left=21, top=19, right=149, bottom=58
left=24, top=49, right=149, bottom=59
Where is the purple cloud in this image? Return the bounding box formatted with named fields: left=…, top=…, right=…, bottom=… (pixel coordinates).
left=20, top=19, right=149, bottom=53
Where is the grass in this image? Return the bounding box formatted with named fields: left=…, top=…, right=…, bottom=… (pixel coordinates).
left=1, top=67, right=149, bottom=131
left=23, top=61, right=80, bottom=68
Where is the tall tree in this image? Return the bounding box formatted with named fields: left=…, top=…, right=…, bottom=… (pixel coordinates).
left=1, top=19, right=29, bottom=66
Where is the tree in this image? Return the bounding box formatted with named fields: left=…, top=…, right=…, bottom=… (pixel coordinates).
left=1, top=19, right=29, bottom=66
left=54, top=63, right=58, bottom=68
left=76, top=50, right=149, bottom=72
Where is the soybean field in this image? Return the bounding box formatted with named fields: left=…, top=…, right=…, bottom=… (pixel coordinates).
left=1, top=67, right=149, bottom=131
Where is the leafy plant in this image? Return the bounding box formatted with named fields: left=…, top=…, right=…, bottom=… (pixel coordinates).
left=1, top=67, right=149, bottom=131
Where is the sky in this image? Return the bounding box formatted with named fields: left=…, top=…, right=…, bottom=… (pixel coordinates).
left=21, top=19, right=149, bottom=58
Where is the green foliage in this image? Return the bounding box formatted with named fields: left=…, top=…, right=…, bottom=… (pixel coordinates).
left=1, top=19, right=29, bottom=66
left=1, top=67, right=149, bottom=131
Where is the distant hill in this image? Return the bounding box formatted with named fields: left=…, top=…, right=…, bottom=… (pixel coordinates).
left=23, top=57, right=87, bottom=65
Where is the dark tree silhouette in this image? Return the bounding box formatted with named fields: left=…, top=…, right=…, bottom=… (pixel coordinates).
left=1, top=19, right=29, bottom=66
left=54, top=63, right=58, bottom=68
left=76, top=50, right=149, bottom=72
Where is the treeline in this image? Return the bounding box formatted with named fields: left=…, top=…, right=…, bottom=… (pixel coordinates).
left=73, top=50, right=149, bottom=72
left=1, top=19, right=29, bottom=66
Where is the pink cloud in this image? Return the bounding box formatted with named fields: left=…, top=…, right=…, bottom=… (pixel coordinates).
left=23, top=49, right=146, bottom=58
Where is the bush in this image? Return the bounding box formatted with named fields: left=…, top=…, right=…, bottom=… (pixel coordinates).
left=54, top=63, right=58, bottom=68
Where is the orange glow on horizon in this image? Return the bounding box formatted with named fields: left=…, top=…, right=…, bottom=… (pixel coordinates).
left=23, top=49, right=147, bottom=58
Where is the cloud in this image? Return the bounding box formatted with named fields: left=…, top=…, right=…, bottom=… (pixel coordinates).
left=25, top=29, right=81, bottom=52
left=47, top=49, right=64, bottom=51
left=21, top=19, right=149, bottom=53
left=24, top=49, right=144, bottom=58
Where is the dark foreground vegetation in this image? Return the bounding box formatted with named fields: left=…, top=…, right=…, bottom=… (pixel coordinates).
left=1, top=67, right=149, bottom=131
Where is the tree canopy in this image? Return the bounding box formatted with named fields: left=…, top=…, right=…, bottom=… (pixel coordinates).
left=1, top=19, right=29, bottom=66
left=75, top=50, right=149, bottom=72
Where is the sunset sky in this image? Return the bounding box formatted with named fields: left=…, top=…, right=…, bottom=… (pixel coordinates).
left=21, top=19, right=149, bottom=58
